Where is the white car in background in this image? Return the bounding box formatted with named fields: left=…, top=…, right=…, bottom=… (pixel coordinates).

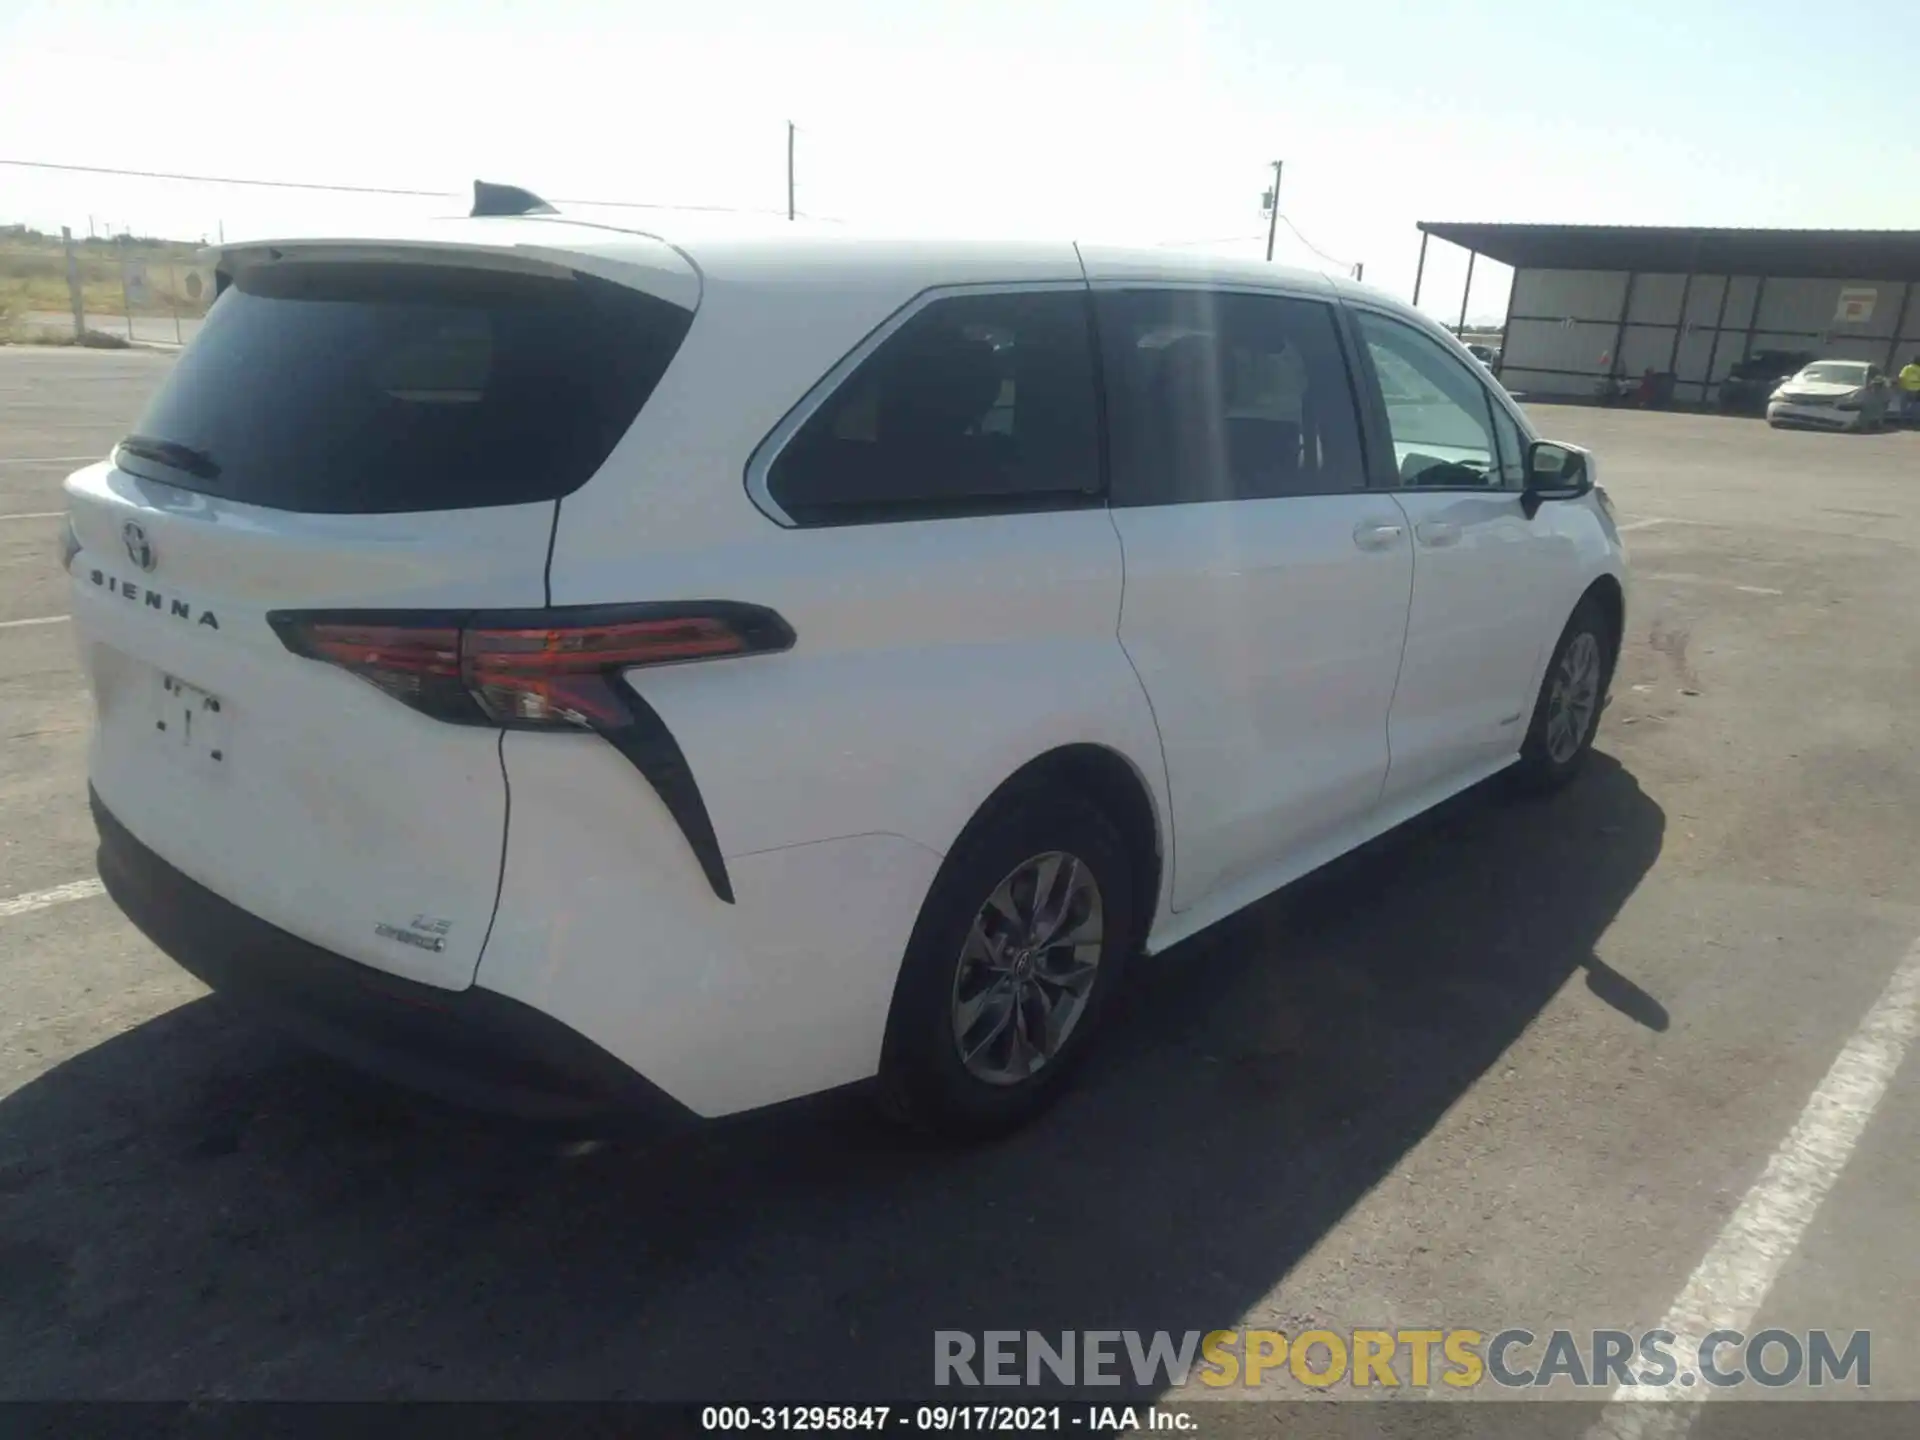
left=1767, top=360, right=1894, bottom=431
left=65, top=190, right=1628, bottom=1138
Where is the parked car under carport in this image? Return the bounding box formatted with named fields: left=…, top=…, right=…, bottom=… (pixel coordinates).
left=1766, top=360, right=1895, bottom=431
left=1719, top=350, right=1815, bottom=415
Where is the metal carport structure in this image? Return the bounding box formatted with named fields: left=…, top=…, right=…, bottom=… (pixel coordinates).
left=1412, top=223, right=1920, bottom=404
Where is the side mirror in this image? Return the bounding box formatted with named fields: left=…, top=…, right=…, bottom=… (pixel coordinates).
left=1522, top=440, right=1592, bottom=519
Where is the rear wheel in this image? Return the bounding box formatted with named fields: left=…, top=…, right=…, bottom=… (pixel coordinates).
left=1511, top=595, right=1616, bottom=794
left=877, top=788, right=1136, bottom=1139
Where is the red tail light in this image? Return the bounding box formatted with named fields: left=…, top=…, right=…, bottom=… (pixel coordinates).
left=284, top=622, right=469, bottom=717
left=267, top=602, right=795, bottom=905
left=269, top=603, right=793, bottom=731
left=465, top=615, right=751, bottom=727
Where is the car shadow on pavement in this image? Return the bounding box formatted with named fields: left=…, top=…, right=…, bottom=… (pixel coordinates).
left=0, top=754, right=1663, bottom=1401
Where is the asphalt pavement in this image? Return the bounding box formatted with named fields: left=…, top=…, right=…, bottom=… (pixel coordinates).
left=2, top=346, right=1918, bottom=1425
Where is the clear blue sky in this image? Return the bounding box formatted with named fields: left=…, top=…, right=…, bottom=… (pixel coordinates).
left=4, top=0, right=1914, bottom=323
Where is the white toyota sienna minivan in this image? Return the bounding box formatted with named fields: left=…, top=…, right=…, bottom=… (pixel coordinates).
left=67, top=190, right=1627, bottom=1138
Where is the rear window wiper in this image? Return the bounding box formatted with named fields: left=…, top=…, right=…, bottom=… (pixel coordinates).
left=117, top=434, right=221, bottom=481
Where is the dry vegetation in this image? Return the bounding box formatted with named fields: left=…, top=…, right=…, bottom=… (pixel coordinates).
left=0, top=226, right=211, bottom=340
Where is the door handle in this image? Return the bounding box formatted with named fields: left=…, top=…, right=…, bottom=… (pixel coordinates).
left=1416, top=520, right=1462, bottom=547
left=1352, top=521, right=1405, bottom=551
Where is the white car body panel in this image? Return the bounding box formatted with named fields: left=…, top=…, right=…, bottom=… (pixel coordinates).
left=1109, top=495, right=1412, bottom=911
left=1379, top=485, right=1573, bottom=802
left=65, top=461, right=551, bottom=990
left=478, top=731, right=946, bottom=1117
left=578, top=512, right=1157, bottom=861
left=485, top=509, right=1169, bottom=1114
left=208, top=221, right=703, bottom=309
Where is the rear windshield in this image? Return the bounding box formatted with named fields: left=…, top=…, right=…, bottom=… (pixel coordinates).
left=119, top=261, right=693, bottom=513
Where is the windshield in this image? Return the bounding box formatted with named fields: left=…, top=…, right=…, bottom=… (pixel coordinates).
left=1799, top=362, right=1869, bottom=385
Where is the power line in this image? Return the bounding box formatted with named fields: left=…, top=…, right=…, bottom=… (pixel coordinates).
left=0, top=157, right=787, bottom=216
left=1275, top=212, right=1352, bottom=271
left=3, top=156, right=449, bottom=199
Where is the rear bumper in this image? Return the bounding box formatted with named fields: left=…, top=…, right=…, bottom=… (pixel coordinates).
left=92, top=790, right=698, bottom=1129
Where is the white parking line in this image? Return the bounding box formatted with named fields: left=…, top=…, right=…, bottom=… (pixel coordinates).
left=1617, top=518, right=1669, bottom=533
left=0, top=614, right=70, bottom=629
left=0, top=456, right=103, bottom=464
left=1588, top=933, right=1920, bottom=1439
left=0, top=877, right=105, bottom=920
left=0, top=511, right=65, bottom=522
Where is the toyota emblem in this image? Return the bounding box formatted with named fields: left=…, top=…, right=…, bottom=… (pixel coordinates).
left=123, top=521, right=156, bottom=572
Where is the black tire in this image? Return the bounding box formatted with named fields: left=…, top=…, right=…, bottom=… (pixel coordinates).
left=1510, top=594, right=1617, bottom=795
left=876, top=786, right=1138, bottom=1139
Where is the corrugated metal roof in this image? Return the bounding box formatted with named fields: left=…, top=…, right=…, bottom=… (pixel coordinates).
left=1417, top=223, right=1920, bottom=279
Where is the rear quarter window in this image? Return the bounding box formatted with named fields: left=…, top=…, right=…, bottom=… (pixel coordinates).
left=764, top=288, right=1102, bottom=527
left=119, top=262, right=693, bottom=514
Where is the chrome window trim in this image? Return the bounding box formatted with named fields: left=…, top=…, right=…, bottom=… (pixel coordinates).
left=1083, top=275, right=1336, bottom=303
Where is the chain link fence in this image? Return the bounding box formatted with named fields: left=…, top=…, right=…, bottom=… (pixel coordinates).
left=1, top=224, right=214, bottom=349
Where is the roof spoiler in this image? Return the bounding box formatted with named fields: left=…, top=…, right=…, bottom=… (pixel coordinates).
left=471, top=181, right=558, bottom=218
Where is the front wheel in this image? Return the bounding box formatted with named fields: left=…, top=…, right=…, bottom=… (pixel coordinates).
left=1510, top=596, right=1616, bottom=794
left=876, top=789, right=1137, bottom=1139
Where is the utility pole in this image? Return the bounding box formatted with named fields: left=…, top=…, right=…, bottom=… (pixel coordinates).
left=1263, top=160, right=1283, bottom=262
left=118, top=233, right=134, bottom=341
left=61, top=226, right=84, bottom=339
left=787, top=121, right=796, bottom=221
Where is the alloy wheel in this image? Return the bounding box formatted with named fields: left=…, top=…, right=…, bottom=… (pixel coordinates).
left=1545, top=630, right=1603, bottom=764
left=950, top=850, right=1105, bottom=1086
